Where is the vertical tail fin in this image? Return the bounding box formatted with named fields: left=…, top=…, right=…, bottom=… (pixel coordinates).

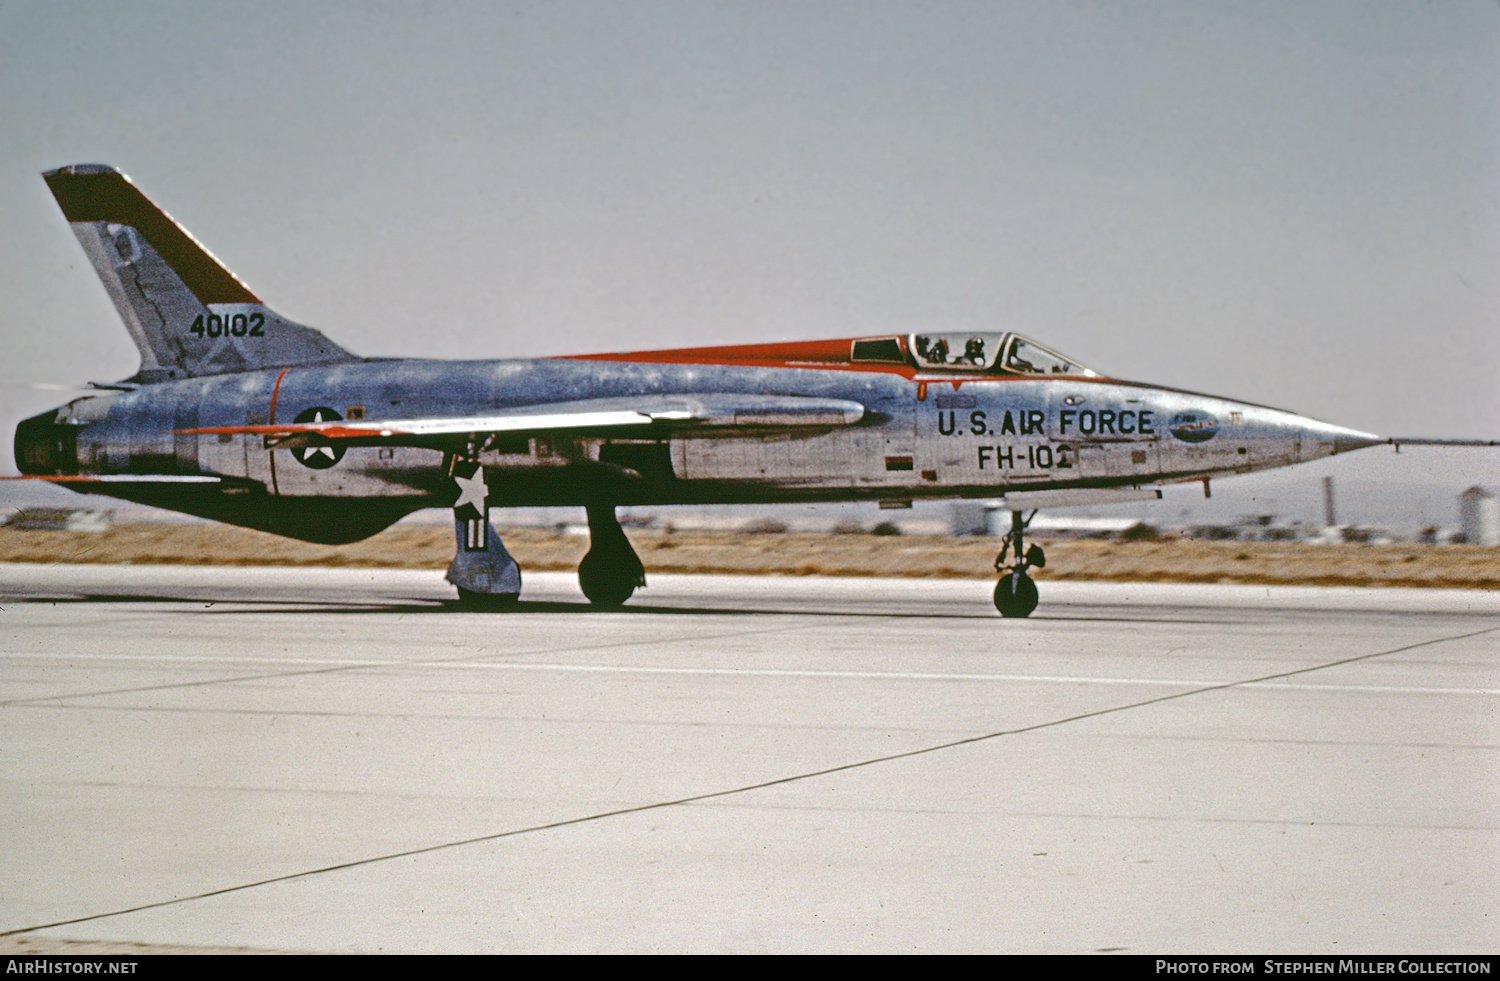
left=44, top=164, right=357, bottom=382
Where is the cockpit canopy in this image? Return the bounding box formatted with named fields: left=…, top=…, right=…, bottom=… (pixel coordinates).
left=898, top=332, right=1098, bottom=376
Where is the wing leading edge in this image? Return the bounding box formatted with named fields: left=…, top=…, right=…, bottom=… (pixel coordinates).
left=179, top=393, right=868, bottom=449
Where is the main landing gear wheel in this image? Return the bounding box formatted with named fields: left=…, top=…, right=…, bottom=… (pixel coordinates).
left=579, top=503, right=647, bottom=608
left=578, top=554, right=639, bottom=608
left=993, top=509, right=1045, bottom=618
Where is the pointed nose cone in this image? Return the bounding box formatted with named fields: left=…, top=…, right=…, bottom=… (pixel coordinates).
left=1331, top=429, right=1386, bottom=454
left=1298, top=419, right=1386, bottom=462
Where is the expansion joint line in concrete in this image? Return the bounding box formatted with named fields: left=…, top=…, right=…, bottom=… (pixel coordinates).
left=2, top=622, right=1495, bottom=941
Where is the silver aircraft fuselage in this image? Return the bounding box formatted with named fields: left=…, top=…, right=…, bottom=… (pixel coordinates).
left=17, top=343, right=1380, bottom=543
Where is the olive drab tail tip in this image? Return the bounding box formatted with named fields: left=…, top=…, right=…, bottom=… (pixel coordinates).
left=43, top=164, right=358, bottom=383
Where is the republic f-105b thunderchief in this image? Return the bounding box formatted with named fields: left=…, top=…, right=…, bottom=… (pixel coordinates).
left=14, top=165, right=1491, bottom=615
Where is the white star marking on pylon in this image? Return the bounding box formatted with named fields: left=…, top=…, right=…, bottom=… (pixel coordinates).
left=453, top=467, right=487, bottom=513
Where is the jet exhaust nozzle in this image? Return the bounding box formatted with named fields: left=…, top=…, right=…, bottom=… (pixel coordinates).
left=14, top=409, right=79, bottom=476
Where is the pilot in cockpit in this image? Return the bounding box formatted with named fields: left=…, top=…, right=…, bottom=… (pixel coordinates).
left=1006, top=347, right=1037, bottom=373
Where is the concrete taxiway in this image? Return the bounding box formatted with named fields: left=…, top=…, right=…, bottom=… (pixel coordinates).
left=0, top=563, right=1496, bottom=953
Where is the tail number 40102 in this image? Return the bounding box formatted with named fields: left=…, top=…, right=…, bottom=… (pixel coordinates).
left=189, top=313, right=265, bottom=338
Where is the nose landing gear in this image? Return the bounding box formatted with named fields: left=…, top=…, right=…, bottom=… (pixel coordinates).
left=994, top=509, right=1044, bottom=618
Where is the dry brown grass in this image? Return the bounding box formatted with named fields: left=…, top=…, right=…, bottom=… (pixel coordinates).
left=1, top=523, right=1496, bottom=589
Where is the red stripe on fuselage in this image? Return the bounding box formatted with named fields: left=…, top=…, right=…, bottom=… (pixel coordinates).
left=557, top=338, right=1118, bottom=385
left=556, top=337, right=918, bottom=375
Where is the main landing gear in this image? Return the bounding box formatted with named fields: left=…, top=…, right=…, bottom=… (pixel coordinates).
left=994, top=509, right=1045, bottom=618
left=444, top=458, right=644, bottom=611
left=445, top=457, right=522, bottom=608
left=578, top=503, right=646, bottom=608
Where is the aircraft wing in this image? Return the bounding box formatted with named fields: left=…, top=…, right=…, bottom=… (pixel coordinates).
left=0, top=474, right=230, bottom=485
left=181, top=393, right=868, bottom=449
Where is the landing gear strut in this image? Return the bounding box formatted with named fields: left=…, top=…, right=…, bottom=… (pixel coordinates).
left=993, top=509, right=1045, bottom=618
left=578, top=504, right=646, bottom=608
left=445, top=449, right=521, bottom=608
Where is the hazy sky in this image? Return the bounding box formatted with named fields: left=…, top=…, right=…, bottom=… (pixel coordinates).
left=1, top=1, right=1496, bottom=522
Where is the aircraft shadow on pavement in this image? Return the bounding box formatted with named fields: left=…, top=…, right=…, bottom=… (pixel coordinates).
left=0, top=590, right=1229, bottom=624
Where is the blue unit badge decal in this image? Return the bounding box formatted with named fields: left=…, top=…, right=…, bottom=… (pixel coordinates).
left=1168, top=411, right=1219, bottom=443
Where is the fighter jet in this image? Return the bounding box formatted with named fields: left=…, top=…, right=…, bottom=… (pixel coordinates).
left=12, top=165, right=1490, bottom=615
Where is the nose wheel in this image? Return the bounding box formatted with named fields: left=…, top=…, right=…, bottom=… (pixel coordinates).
left=994, top=509, right=1044, bottom=618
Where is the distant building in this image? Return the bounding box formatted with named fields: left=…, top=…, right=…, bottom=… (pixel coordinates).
left=950, top=503, right=989, bottom=536
left=966, top=501, right=1144, bottom=538
left=999, top=513, right=1141, bottom=539
left=1459, top=487, right=1498, bottom=546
